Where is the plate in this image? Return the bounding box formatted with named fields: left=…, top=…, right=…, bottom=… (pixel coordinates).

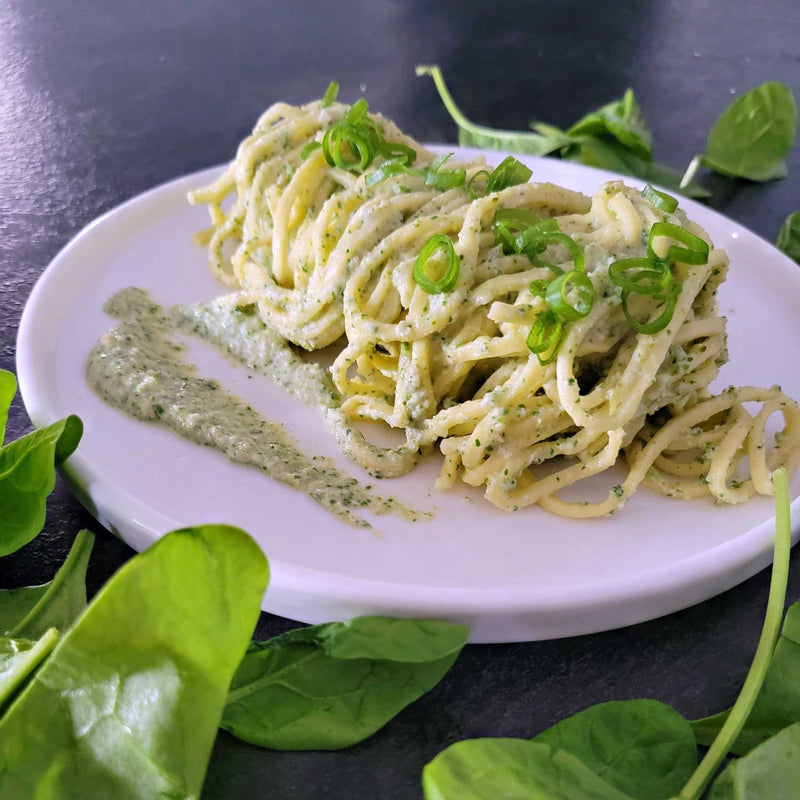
left=16, top=147, right=800, bottom=643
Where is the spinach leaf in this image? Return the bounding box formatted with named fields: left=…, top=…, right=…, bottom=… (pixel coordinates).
left=222, top=615, right=469, bottom=750
left=776, top=211, right=800, bottom=263
left=532, top=700, right=696, bottom=800
left=708, top=723, right=800, bottom=799
left=566, top=136, right=711, bottom=198
left=0, top=369, right=15, bottom=446
left=567, top=88, right=653, bottom=161
left=422, top=738, right=635, bottom=800
left=0, top=529, right=94, bottom=638
left=416, top=65, right=568, bottom=156
left=0, top=414, right=83, bottom=556
left=0, top=629, right=58, bottom=711
left=701, top=82, right=796, bottom=181
left=0, top=524, right=268, bottom=799
left=418, top=64, right=709, bottom=198
left=693, top=600, right=800, bottom=755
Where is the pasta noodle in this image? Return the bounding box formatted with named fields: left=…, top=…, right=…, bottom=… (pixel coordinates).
left=188, top=96, right=800, bottom=517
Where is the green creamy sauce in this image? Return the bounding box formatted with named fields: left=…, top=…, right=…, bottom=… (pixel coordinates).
left=87, top=288, right=419, bottom=528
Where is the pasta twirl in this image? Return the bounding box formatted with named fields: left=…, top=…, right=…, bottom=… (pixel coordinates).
left=188, top=96, right=800, bottom=517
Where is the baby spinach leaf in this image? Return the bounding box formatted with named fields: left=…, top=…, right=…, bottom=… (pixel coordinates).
left=567, top=88, right=653, bottom=161
left=422, top=738, right=635, bottom=800
left=222, top=615, right=469, bottom=750
left=701, top=82, right=796, bottom=182
left=776, top=211, right=800, bottom=263
left=0, top=414, right=83, bottom=556
left=0, top=529, right=94, bottom=639
left=0, top=629, right=58, bottom=711
left=567, top=136, right=710, bottom=198
left=417, top=64, right=569, bottom=156
left=0, top=586, right=47, bottom=636
left=0, top=524, right=268, bottom=799
left=708, top=723, right=800, bottom=799
left=693, top=600, right=800, bottom=755
left=267, top=616, right=469, bottom=662
left=532, top=699, right=696, bottom=800
left=0, top=369, right=15, bottom=446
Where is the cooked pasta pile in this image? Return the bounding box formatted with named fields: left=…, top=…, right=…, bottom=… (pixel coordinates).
left=188, top=95, right=800, bottom=517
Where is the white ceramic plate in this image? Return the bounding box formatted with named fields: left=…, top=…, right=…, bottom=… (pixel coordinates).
left=16, top=147, right=800, bottom=642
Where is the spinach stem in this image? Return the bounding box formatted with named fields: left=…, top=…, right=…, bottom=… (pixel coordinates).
left=676, top=467, right=792, bottom=800
left=415, top=64, right=551, bottom=148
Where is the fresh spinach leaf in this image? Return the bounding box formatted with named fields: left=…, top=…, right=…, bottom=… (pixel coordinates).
left=222, top=615, right=469, bottom=750
left=567, top=88, right=652, bottom=161
left=267, top=616, right=469, bottom=661
left=701, top=82, right=796, bottom=182
left=0, top=414, right=83, bottom=556
left=566, top=136, right=711, bottom=198
left=776, top=211, right=800, bottom=263
left=416, top=65, right=567, bottom=156
left=422, top=738, right=635, bottom=800
left=532, top=699, right=696, bottom=800
left=708, top=722, right=800, bottom=799
left=693, top=600, right=800, bottom=755
left=0, top=524, right=268, bottom=799
left=0, top=629, right=58, bottom=711
left=418, top=64, right=709, bottom=198
left=0, top=369, right=15, bottom=446
left=0, top=529, right=93, bottom=638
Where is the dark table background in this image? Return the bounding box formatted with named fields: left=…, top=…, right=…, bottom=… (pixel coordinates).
left=2, top=1, right=799, bottom=797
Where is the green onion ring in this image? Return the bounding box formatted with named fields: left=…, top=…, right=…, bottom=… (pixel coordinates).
left=321, top=81, right=339, bottom=107
left=300, top=140, right=322, bottom=160
left=622, top=281, right=681, bottom=334
left=545, top=270, right=595, bottom=321
left=609, top=257, right=672, bottom=295
left=467, top=169, right=490, bottom=198
left=642, top=184, right=679, bottom=213
left=379, top=141, right=416, bottom=166
left=647, top=222, right=709, bottom=265
left=487, top=156, right=533, bottom=193
left=412, top=234, right=460, bottom=294
left=526, top=310, right=565, bottom=365
left=322, top=124, right=373, bottom=171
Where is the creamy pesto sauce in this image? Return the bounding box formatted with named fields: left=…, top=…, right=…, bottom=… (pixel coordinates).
left=87, top=288, right=420, bottom=528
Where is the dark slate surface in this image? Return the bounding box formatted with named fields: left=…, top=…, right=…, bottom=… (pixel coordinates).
left=1, top=1, right=799, bottom=797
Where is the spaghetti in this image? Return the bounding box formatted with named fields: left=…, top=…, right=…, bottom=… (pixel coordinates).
left=188, top=95, right=800, bottom=517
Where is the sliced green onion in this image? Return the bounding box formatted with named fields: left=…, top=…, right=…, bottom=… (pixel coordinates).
left=486, top=156, right=533, bottom=193
left=321, top=81, right=339, bottom=107
left=526, top=310, right=565, bottom=365
left=466, top=169, right=490, bottom=199
left=622, top=281, right=681, bottom=334
left=529, top=278, right=550, bottom=297
left=647, top=222, right=709, bottom=265
left=545, top=270, right=595, bottom=321
left=424, top=152, right=466, bottom=190
left=365, top=158, right=417, bottom=187
left=426, top=166, right=466, bottom=190
left=379, top=141, right=416, bottom=166
left=413, top=234, right=460, bottom=294
left=609, top=257, right=672, bottom=295
left=322, top=124, right=373, bottom=171
left=520, top=229, right=584, bottom=271
left=493, top=208, right=542, bottom=231
left=642, top=184, right=678, bottom=213
left=300, top=140, right=322, bottom=159
left=345, top=98, right=369, bottom=125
